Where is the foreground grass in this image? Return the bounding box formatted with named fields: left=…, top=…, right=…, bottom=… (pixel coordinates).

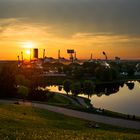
left=0, top=104, right=140, bottom=140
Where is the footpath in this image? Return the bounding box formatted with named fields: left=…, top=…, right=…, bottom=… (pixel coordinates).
left=0, top=99, right=140, bottom=130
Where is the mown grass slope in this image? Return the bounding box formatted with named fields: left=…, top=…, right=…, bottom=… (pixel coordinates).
left=0, top=104, right=140, bottom=140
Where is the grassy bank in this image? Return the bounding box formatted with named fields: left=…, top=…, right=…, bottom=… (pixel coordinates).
left=0, top=104, right=140, bottom=140
left=40, top=93, right=140, bottom=121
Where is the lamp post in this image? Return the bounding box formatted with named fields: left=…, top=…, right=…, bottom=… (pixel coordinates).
left=103, top=51, right=107, bottom=60
left=30, top=48, right=31, bottom=62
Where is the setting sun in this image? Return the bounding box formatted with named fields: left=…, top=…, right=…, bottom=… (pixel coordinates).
left=26, top=50, right=31, bottom=55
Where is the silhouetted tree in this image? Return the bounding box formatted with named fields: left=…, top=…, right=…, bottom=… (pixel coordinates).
left=95, top=65, right=119, bottom=81
left=127, top=65, right=135, bottom=76
left=71, top=82, right=81, bottom=96
left=72, top=67, right=84, bottom=79
left=58, top=67, right=63, bottom=73
left=17, top=85, right=29, bottom=99
left=0, top=65, right=17, bottom=98
left=58, top=85, right=62, bottom=91
left=15, top=74, right=31, bottom=87
left=126, top=82, right=135, bottom=90
left=83, top=80, right=95, bottom=98
left=28, top=76, right=42, bottom=99
left=63, top=79, right=72, bottom=95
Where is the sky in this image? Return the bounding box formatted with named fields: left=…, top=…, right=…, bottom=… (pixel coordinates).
left=0, top=0, right=140, bottom=60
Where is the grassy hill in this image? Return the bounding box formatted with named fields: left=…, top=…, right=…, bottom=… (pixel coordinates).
left=0, top=104, right=140, bottom=140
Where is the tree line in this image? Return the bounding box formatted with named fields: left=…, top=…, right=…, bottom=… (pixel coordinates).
left=63, top=79, right=95, bottom=98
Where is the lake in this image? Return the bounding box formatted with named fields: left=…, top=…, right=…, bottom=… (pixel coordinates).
left=47, top=81, right=140, bottom=116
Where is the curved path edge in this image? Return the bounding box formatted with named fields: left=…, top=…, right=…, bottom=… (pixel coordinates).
left=0, top=99, right=140, bottom=130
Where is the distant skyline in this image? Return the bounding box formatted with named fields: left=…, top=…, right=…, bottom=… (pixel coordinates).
left=0, top=0, right=140, bottom=60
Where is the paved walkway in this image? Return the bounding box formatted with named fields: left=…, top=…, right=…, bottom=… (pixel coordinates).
left=0, top=99, right=140, bottom=130
left=32, top=103, right=140, bottom=130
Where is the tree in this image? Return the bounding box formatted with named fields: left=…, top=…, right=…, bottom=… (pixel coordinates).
left=71, top=82, right=81, bottom=96
left=58, top=67, right=63, bottom=73
left=72, top=67, right=84, bottom=79
left=83, top=80, right=95, bottom=99
left=127, top=64, right=135, bottom=76
left=95, top=65, right=119, bottom=81
left=15, top=74, right=31, bottom=87
left=0, top=65, right=17, bottom=98
left=63, top=79, right=72, bottom=95
left=17, top=85, right=29, bottom=99
left=94, top=66, right=110, bottom=81
left=126, top=82, right=135, bottom=90
left=28, top=88, right=49, bottom=101
left=58, top=85, right=62, bottom=91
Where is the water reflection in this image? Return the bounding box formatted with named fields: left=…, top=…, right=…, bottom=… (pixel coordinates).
left=94, top=82, right=135, bottom=97
left=47, top=81, right=140, bottom=116
left=47, top=81, right=136, bottom=97
left=126, top=82, right=135, bottom=90
left=94, top=83, right=120, bottom=96
left=91, top=81, right=140, bottom=116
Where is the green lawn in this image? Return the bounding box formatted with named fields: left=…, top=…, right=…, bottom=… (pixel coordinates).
left=0, top=104, right=140, bottom=140
left=47, top=93, right=72, bottom=106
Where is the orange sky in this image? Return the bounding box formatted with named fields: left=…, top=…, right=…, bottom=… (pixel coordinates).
left=0, top=23, right=140, bottom=60
left=0, top=0, right=140, bottom=60
left=0, top=19, right=140, bottom=60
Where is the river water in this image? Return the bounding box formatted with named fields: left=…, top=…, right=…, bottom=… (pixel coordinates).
left=47, top=81, right=140, bottom=116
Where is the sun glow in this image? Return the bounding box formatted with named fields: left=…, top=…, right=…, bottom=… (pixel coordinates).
left=26, top=50, right=31, bottom=55
left=22, top=41, right=34, bottom=49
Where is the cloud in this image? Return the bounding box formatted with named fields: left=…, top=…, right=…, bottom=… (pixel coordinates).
left=0, top=18, right=53, bottom=42
left=0, top=0, right=140, bottom=60
left=0, top=0, right=140, bottom=36
left=0, top=18, right=140, bottom=46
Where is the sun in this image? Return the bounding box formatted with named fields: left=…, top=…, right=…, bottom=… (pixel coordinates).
left=26, top=50, right=31, bottom=55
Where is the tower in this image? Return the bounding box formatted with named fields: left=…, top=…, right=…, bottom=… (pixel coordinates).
left=58, top=49, right=60, bottom=59
left=74, top=51, right=77, bottom=61
left=67, top=49, right=74, bottom=62
left=17, top=55, right=20, bottom=63
left=43, top=49, right=45, bottom=59
left=21, top=51, right=23, bottom=63
left=33, top=48, right=38, bottom=59
left=58, top=49, right=61, bottom=62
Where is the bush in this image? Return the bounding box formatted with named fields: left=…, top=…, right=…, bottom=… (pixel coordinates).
left=16, top=74, right=31, bottom=87
left=17, top=85, right=29, bottom=99
left=28, top=89, right=54, bottom=101
left=0, top=65, right=17, bottom=98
